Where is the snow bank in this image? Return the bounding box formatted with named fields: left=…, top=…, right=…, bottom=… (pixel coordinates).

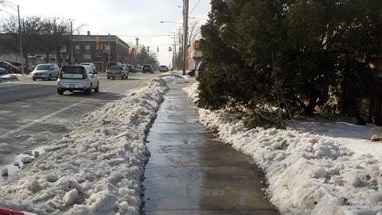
left=0, top=79, right=168, bottom=215
left=184, top=82, right=382, bottom=215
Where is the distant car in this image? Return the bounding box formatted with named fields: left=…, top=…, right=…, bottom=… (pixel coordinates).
left=57, top=65, right=99, bottom=95
left=0, top=61, right=21, bottom=74
left=31, top=63, right=60, bottom=81
left=142, top=64, right=153, bottom=73
left=106, top=62, right=122, bottom=71
left=0, top=68, right=9, bottom=76
left=186, top=69, right=196, bottom=76
left=195, top=61, right=206, bottom=79
left=80, top=63, right=97, bottom=74
left=135, top=65, right=143, bottom=73
left=107, top=65, right=128, bottom=79
left=9, top=62, right=31, bottom=74
left=159, top=65, right=169, bottom=72
left=125, top=64, right=134, bottom=73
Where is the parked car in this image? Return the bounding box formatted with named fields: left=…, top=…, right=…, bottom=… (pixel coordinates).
left=106, top=65, right=128, bottom=79
left=135, top=65, right=143, bottom=73
left=106, top=62, right=122, bottom=71
left=9, top=62, right=32, bottom=74
left=80, top=62, right=97, bottom=74
left=57, top=65, right=99, bottom=95
left=159, top=65, right=169, bottom=72
left=124, top=64, right=134, bottom=73
left=0, top=61, right=21, bottom=74
left=186, top=69, right=196, bottom=76
left=31, top=63, right=60, bottom=81
left=142, top=64, right=153, bottom=73
left=0, top=68, right=9, bottom=76
left=195, top=61, right=206, bottom=79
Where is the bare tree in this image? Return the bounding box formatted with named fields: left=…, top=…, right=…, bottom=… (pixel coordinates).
left=1, top=16, right=74, bottom=68
left=40, top=17, right=71, bottom=63
left=188, top=21, right=201, bottom=45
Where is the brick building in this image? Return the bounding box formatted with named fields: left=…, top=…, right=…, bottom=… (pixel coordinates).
left=60, top=34, right=130, bottom=72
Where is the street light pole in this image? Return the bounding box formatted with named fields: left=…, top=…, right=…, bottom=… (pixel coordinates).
left=182, top=0, right=189, bottom=75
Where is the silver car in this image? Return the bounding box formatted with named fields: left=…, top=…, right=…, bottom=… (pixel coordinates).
left=31, top=63, right=60, bottom=81
left=57, top=65, right=99, bottom=95
left=106, top=65, right=128, bottom=79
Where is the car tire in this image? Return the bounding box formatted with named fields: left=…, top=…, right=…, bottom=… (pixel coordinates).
left=57, top=89, right=64, bottom=95
left=94, top=83, right=99, bottom=93
left=48, top=74, right=52, bottom=81
left=32, top=78, right=36, bottom=81
left=86, top=85, right=92, bottom=95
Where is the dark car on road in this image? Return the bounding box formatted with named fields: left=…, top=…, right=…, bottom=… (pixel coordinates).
left=0, top=62, right=21, bottom=74
left=0, top=68, right=9, bottom=76
left=142, top=64, right=153, bottom=73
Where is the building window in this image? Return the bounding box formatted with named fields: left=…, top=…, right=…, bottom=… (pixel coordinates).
left=85, top=45, right=91, bottom=54
left=84, top=54, right=91, bottom=60
left=74, top=45, right=80, bottom=54
left=60, top=47, right=67, bottom=53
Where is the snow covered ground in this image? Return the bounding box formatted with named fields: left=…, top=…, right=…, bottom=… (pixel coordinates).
left=1, top=74, right=382, bottom=215
left=184, top=83, right=382, bottom=215
left=0, top=78, right=169, bottom=215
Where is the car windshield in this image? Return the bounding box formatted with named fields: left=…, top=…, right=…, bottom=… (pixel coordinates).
left=60, top=66, right=86, bottom=79
left=36, top=65, right=51, bottom=70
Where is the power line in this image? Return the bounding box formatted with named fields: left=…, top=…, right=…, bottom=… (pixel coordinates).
left=189, top=0, right=201, bottom=15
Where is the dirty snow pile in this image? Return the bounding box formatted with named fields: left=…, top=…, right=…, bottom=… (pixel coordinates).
left=0, top=79, right=168, bottom=215
left=0, top=74, right=19, bottom=83
left=184, top=83, right=382, bottom=215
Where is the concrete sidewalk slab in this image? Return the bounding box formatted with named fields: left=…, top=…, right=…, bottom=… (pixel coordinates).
left=142, top=83, right=279, bottom=215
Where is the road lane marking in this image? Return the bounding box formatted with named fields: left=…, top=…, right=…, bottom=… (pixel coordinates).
left=0, top=101, right=85, bottom=139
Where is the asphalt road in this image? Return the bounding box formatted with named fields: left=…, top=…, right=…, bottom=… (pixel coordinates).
left=0, top=72, right=158, bottom=167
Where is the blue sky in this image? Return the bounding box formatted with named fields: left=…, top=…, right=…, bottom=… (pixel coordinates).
left=1, top=0, right=211, bottom=65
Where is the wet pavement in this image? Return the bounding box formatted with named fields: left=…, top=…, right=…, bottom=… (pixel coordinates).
left=142, top=83, right=279, bottom=215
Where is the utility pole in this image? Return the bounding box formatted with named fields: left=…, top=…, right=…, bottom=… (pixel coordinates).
left=0, top=1, right=24, bottom=73
left=70, top=20, right=74, bottom=65
left=182, top=0, right=189, bottom=75
left=17, top=5, right=24, bottom=74
left=108, top=33, right=111, bottom=63
left=172, top=33, right=177, bottom=70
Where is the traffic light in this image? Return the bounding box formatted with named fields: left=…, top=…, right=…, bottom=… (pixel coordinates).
left=157, top=47, right=159, bottom=52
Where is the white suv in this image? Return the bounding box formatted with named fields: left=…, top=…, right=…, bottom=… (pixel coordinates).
left=57, top=65, right=99, bottom=95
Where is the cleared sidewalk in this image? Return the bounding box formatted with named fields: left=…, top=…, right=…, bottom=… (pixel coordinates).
left=142, top=83, right=279, bottom=215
